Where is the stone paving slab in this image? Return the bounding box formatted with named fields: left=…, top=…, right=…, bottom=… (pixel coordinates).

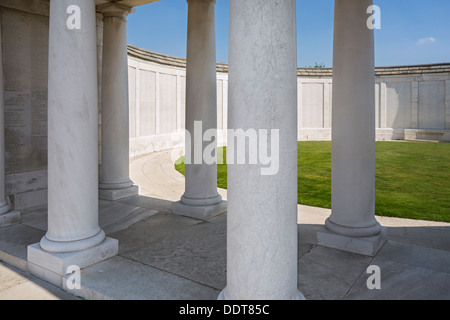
left=110, top=211, right=202, bottom=254
left=98, top=201, right=158, bottom=235
left=382, top=226, right=450, bottom=251
left=298, top=246, right=372, bottom=300
left=67, top=256, right=219, bottom=300
left=0, top=224, right=45, bottom=270
left=116, top=195, right=174, bottom=213
left=20, top=205, right=48, bottom=231
left=119, top=219, right=227, bottom=290
left=345, top=259, right=450, bottom=300
left=374, top=240, right=450, bottom=274
left=0, top=262, right=78, bottom=300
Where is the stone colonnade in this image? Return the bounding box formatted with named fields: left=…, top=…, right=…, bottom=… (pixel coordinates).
left=0, top=0, right=386, bottom=297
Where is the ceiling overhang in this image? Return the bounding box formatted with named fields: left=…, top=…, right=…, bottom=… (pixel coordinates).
left=95, top=0, right=160, bottom=8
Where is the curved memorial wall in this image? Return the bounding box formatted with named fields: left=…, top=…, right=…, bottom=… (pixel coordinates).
left=127, top=45, right=450, bottom=160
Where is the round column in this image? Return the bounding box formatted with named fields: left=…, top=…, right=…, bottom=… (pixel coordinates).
left=220, top=0, right=303, bottom=300
left=99, top=4, right=137, bottom=200
left=325, top=0, right=383, bottom=238
left=326, top=0, right=381, bottom=237
left=172, top=0, right=226, bottom=220
left=41, top=0, right=105, bottom=253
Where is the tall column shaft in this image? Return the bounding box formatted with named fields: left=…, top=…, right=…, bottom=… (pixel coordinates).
left=220, top=0, right=303, bottom=300
left=172, top=0, right=226, bottom=220
left=329, top=0, right=379, bottom=235
left=318, top=0, right=386, bottom=256
left=0, top=16, right=20, bottom=227
left=99, top=4, right=138, bottom=200
left=41, top=0, right=104, bottom=252
left=184, top=0, right=218, bottom=202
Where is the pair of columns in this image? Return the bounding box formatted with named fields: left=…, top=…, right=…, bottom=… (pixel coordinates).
left=176, top=0, right=302, bottom=299
left=27, top=0, right=135, bottom=285
left=179, top=0, right=384, bottom=299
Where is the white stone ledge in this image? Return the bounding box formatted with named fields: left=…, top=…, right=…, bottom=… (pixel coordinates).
left=405, top=129, right=450, bottom=142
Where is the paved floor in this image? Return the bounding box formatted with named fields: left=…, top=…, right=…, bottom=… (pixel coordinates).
left=0, top=149, right=449, bottom=300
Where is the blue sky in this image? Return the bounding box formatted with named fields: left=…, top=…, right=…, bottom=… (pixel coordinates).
left=127, top=0, right=450, bottom=67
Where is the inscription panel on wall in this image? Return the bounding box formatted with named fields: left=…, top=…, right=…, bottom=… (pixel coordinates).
left=301, top=83, right=324, bottom=128
left=159, top=73, right=177, bottom=134
left=418, top=81, right=445, bottom=129
left=128, top=66, right=136, bottom=138
left=2, top=9, right=48, bottom=174
left=386, top=82, right=412, bottom=129
left=139, top=70, right=156, bottom=136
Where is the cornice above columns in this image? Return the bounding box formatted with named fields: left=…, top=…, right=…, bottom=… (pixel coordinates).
left=186, top=0, right=216, bottom=5
left=97, top=3, right=134, bottom=19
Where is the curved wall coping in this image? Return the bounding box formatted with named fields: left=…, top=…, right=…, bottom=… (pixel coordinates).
left=127, top=44, right=450, bottom=77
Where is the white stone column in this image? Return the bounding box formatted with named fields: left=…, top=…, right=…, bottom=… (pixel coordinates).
left=317, top=0, right=386, bottom=256
left=28, top=0, right=117, bottom=288
left=219, top=0, right=304, bottom=300
left=171, top=0, right=226, bottom=220
left=0, top=17, right=20, bottom=228
left=98, top=3, right=138, bottom=201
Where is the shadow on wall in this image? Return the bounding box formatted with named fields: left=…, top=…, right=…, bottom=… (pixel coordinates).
left=385, top=79, right=447, bottom=133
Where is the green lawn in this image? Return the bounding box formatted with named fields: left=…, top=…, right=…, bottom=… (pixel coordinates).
left=175, top=141, right=450, bottom=222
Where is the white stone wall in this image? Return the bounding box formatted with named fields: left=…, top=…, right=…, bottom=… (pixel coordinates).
left=127, top=56, right=229, bottom=158
left=296, top=73, right=450, bottom=141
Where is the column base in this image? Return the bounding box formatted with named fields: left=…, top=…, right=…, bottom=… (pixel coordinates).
left=218, top=287, right=305, bottom=300
left=171, top=199, right=227, bottom=220
left=0, top=209, right=20, bottom=228
left=40, top=229, right=106, bottom=253
left=317, top=226, right=387, bottom=257
left=99, top=185, right=139, bottom=201
left=27, top=237, right=118, bottom=288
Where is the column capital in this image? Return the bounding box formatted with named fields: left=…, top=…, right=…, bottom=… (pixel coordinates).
left=97, top=3, right=134, bottom=19
left=187, top=0, right=216, bottom=5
